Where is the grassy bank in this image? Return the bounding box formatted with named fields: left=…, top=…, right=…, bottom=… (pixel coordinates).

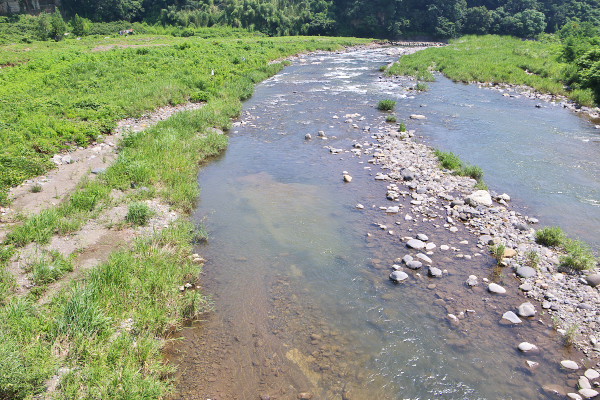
left=0, top=31, right=369, bottom=399
left=388, top=35, right=596, bottom=107
left=0, top=30, right=367, bottom=205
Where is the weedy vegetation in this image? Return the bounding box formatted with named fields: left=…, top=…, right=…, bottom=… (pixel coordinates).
left=434, top=149, right=486, bottom=185
left=377, top=99, right=397, bottom=111
left=536, top=226, right=597, bottom=271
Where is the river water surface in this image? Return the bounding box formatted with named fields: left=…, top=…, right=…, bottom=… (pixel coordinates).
left=170, top=47, right=599, bottom=399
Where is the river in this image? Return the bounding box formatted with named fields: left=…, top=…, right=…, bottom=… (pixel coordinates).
left=168, top=46, right=598, bottom=400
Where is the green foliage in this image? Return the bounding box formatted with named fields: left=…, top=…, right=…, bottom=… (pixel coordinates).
left=389, top=35, right=597, bottom=107
left=50, top=9, right=67, bottom=41
left=434, top=150, right=462, bottom=170
left=526, top=250, right=540, bottom=270
left=27, top=250, right=74, bottom=286
left=560, top=239, right=597, bottom=271
left=398, top=122, right=407, bottom=132
left=385, top=114, right=397, bottom=123
left=415, top=82, right=429, bottom=91
left=126, top=202, right=153, bottom=226
left=377, top=99, right=396, bottom=111
left=491, top=243, right=506, bottom=264
left=535, top=226, right=566, bottom=247
left=71, top=14, right=90, bottom=36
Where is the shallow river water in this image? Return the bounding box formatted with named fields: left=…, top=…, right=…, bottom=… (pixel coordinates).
left=169, top=47, right=599, bottom=399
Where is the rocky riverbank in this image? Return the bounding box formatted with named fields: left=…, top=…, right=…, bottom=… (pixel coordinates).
left=339, top=100, right=600, bottom=397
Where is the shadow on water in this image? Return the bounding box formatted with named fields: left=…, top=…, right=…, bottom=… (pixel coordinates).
left=167, top=47, right=596, bottom=400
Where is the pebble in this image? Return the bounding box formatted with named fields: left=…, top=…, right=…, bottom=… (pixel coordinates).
left=466, top=275, right=478, bottom=286
left=586, top=274, right=600, bottom=288
left=568, top=393, right=583, bottom=400
left=580, top=376, right=592, bottom=390
left=488, top=283, right=506, bottom=294
left=416, top=233, right=429, bottom=241
left=440, top=245, right=449, bottom=251
left=406, top=260, right=423, bottom=270
left=415, top=253, right=432, bottom=264
left=305, top=133, right=312, bottom=140
left=516, top=266, right=537, bottom=279
left=519, top=283, right=533, bottom=292
left=356, top=204, right=364, bottom=209
left=343, top=174, right=353, bottom=183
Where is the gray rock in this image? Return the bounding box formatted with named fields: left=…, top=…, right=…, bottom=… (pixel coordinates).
left=386, top=206, right=400, bottom=213
left=305, top=133, right=312, bottom=140
left=488, top=283, right=506, bottom=294
left=62, top=155, right=74, bottom=164
left=425, top=243, right=436, bottom=250
left=502, top=311, right=522, bottom=324
left=569, top=393, right=583, bottom=400
left=389, top=271, right=409, bottom=283
left=428, top=267, right=442, bottom=278
left=517, top=302, right=536, bottom=317
left=406, top=239, right=426, bottom=250
left=403, top=170, right=415, bottom=181
left=479, top=235, right=494, bottom=245
left=416, top=233, right=429, bottom=241
left=466, top=275, right=478, bottom=286
left=561, top=360, right=580, bottom=370
left=465, top=190, right=493, bottom=207
left=410, top=114, right=426, bottom=120
left=586, top=274, right=600, bottom=288
left=343, top=174, right=352, bottom=183
left=402, top=255, right=413, bottom=264
left=406, top=260, right=423, bottom=270
left=91, top=168, right=106, bottom=175
left=516, top=266, right=537, bottom=279
left=519, top=283, right=533, bottom=292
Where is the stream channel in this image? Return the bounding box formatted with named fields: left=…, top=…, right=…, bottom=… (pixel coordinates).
left=168, top=46, right=600, bottom=399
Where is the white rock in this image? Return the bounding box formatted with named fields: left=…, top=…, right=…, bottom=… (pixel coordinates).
left=502, top=311, right=522, bottom=324
left=488, top=283, right=506, bottom=294
left=568, top=393, right=583, bottom=400
left=425, top=243, right=436, bottom=250
left=416, top=233, right=429, bottom=241
left=410, top=114, right=426, bottom=120
left=466, top=275, right=478, bottom=286
left=585, top=369, right=600, bottom=380
left=580, top=376, right=592, bottom=390
left=562, top=360, right=580, bottom=370
left=466, top=190, right=493, bottom=207
left=356, top=204, right=364, bottom=209
left=406, top=239, right=426, bottom=250
left=579, top=388, right=599, bottom=399
left=386, top=206, right=400, bottom=213
left=518, top=342, right=538, bottom=352
left=416, top=253, right=432, bottom=264
left=440, top=245, right=449, bottom=251
left=517, top=302, right=536, bottom=317
left=343, top=174, right=352, bottom=182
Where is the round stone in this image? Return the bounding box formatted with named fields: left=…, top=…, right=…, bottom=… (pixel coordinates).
left=516, top=266, right=537, bottom=278
left=406, top=260, right=423, bottom=270
left=502, top=311, right=522, bottom=324
left=517, top=302, right=536, bottom=317
left=390, top=271, right=409, bottom=283
left=488, top=283, right=506, bottom=294
left=416, top=233, right=429, bottom=241
left=518, top=342, right=538, bottom=352
left=579, top=388, right=599, bottom=399
left=428, top=267, right=442, bottom=278
left=406, top=239, right=426, bottom=250
left=585, top=369, right=600, bottom=380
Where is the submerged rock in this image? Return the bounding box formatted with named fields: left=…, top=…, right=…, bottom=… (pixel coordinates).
left=488, top=283, right=506, bottom=294
left=502, top=311, right=522, bottom=324
left=406, top=239, right=426, bottom=250
left=390, top=271, right=409, bottom=282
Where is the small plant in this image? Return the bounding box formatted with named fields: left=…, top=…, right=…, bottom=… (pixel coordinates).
left=415, top=82, right=429, bottom=91
left=398, top=122, right=407, bottom=132
left=491, top=243, right=506, bottom=264
left=377, top=99, right=396, bottom=111
left=526, top=250, right=540, bottom=270
left=535, top=226, right=566, bottom=247
left=386, top=115, right=397, bottom=123
left=460, top=164, right=484, bottom=180
left=563, top=324, right=579, bottom=347
left=434, top=150, right=462, bottom=170
left=560, top=239, right=597, bottom=271
left=474, top=180, right=489, bottom=190
left=379, top=65, right=387, bottom=72
left=126, top=202, right=153, bottom=226
left=30, top=183, right=42, bottom=193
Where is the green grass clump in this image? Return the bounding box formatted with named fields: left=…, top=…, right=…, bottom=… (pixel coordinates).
left=388, top=35, right=595, bottom=107
left=26, top=251, right=74, bottom=287
left=491, top=243, right=506, bottom=264
left=560, top=239, right=597, bottom=271
left=415, top=82, right=429, bottom=91
left=386, top=115, right=397, bottom=123
left=398, top=122, right=407, bottom=132
left=377, top=99, right=396, bottom=111
left=535, top=226, right=566, bottom=247
left=434, top=150, right=462, bottom=170
left=126, top=202, right=153, bottom=226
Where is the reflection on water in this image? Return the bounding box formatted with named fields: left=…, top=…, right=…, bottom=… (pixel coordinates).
left=178, top=47, right=594, bottom=399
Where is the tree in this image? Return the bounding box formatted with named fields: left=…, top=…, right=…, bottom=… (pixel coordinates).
left=71, top=14, right=89, bottom=36
left=50, top=9, right=67, bottom=40
left=463, top=6, right=493, bottom=34
left=514, top=8, right=546, bottom=37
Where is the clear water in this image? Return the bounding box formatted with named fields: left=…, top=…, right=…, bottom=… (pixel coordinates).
left=180, top=48, right=594, bottom=399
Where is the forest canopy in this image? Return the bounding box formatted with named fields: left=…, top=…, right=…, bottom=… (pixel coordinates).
left=51, top=0, right=600, bottom=38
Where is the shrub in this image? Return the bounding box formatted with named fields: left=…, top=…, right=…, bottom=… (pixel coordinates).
left=126, top=202, right=153, bottom=226
left=560, top=239, right=597, bottom=271
left=30, top=183, right=42, bottom=193
left=460, top=164, right=484, bottom=180
left=434, top=150, right=462, bottom=170
left=398, top=122, right=407, bottom=132
left=491, top=243, right=506, bottom=264
left=535, top=226, right=566, bottom=247
left=416, top=82, right=429, bottom=91
left=377, top=99, right=396, bottom=111
left=526, top=250, right=540, bottom=270
left=386, top=115, right=397, bottom=123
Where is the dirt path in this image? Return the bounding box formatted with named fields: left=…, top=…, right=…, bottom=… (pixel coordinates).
left=1, top=102, right=203, bottom=300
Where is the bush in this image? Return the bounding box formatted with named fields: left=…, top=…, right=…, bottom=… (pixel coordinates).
left=460, top=164, right=484, bottom=180
left=386, top=115, right=397, bottom=123
left=398, top=122, right=407, bottom=132
left=434, top=150, right=462, bottom=170
left=416, top=82, right=429, bottom=91
left=561, top=239, right=597, bottom=271
left=535, top=226, right=566, bottom=247
left=126, top=202, right=153, bottom=226
left=377, top=99, right=396, bottom=111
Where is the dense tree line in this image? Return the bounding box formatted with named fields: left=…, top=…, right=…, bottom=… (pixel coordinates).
left=4, top=0, right=598, bottom=38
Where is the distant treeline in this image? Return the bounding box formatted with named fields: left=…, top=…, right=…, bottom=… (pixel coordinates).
left=2, top=0, right=600, bottom=39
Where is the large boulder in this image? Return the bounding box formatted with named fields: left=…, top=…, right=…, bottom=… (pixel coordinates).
left=465, top=190, right=493, bottom=207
